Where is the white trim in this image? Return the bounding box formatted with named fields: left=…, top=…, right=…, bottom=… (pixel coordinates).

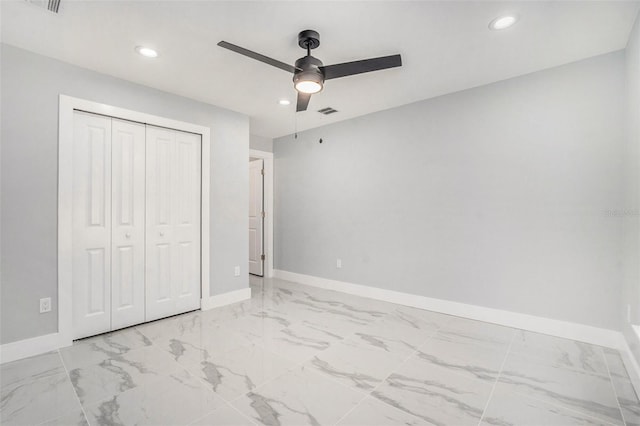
left=273, top=269, right=621, bottom=349
left=620, top=325, right=640, bottom=394
left=58, top=95, right=212, bottom=348
left=201, top=288, right=252, bottom=311
left=0, top=333, right=64, bottom=364
left=249, top=149, right=274, bottom=278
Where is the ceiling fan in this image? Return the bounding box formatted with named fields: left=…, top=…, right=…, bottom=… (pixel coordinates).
left=217, top=30, right=402, bottom=112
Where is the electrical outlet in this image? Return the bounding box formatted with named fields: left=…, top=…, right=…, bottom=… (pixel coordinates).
left=336, top=258, right=342, bottom=269
left=39, top=297, right=51, bottom=313
left=234, top=266, right=240, bottom=277
left=628, top=304, right=632, bottom=323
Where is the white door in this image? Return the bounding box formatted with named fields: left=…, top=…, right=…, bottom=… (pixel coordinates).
left=249, top=159, right=264, bottom=276
left=110, top=118, right=146, bottom=330
left=146, top=126, right=202, bottom=321
left=72, top=111, right=112, bottom=339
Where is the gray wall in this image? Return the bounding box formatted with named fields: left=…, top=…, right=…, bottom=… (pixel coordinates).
left=0, top=44, right=249, bottom=344
left=274, top=51, right=626, bottom=330
left=623, top=12, right=640, bottom=362
left=250, top=134, right=273, bottom=153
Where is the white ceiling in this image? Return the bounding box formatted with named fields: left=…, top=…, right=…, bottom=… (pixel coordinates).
left=2, top=1, right=639, bottom=138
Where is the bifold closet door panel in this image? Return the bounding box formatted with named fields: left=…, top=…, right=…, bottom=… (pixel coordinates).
left=173, top=130, right=202, bottom=314
left=145, top=126, right=202, bottom=321
left=72, top=111, right=112, bottom=340
left=111, top=118, right=146, bottom=330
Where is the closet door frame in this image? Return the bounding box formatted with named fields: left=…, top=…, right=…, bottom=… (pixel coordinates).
left=58, top=95, right=211, bottom=347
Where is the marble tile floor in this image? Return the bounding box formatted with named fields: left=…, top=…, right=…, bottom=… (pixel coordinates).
left=2, top=276, right=639, bottom=426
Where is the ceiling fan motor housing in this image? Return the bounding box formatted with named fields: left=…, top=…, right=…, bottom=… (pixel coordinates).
left=293, top=55, right=325, bottom=91
left=298, top=29, right=320, bottom=50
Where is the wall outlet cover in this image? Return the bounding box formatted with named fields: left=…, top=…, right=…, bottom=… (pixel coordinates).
left=39, top=297, right=52, bottom=313
left=234, top=266, right=241, bottom=277
left=336, top=258, right=342, bottom=269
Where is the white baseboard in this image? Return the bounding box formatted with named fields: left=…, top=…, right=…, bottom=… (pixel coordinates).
left=201, top=287, right=252, bottom=311
left=0, top=333, right=66, bottom=365
left=1, top=288, right=252, bottom=365
left=274, top=269, right=621, bottom=349
left=620, top=325, right=640, bottom=392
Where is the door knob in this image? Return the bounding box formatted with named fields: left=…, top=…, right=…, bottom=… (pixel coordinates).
left=125, top=233, right=131, bottom=239
left=160, top=231, right=165, bottom=236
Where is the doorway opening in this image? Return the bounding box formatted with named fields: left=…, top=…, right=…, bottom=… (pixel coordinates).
left=248, top=149, right=274, bottom=278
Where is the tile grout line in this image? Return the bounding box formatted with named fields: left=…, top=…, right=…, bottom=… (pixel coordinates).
left=185, top=399, right=260, bottom=426
left=477, top=330, right=515, bottom=425
left=602, top=346, right=629, bottom=426
left=56, top=349, right=91, bottom=426
left=132, top=331, right=263, bottom=426
left=332, top=327, right=445, bottom=425
left=477, top=341, right=623, bottom=425
left=332, top=312, right=493, bottom=424
left=215, top=295, right=410, bottom=424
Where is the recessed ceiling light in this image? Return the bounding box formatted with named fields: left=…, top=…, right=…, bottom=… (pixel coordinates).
left=489, top=15, right=518, bottom=30
left=135, top=46, right=158, bottom=58
left=278, top=99, right=291, bottom=106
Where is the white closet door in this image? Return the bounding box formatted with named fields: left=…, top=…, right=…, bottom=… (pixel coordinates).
left=146, top=126, right=201, bottom=321
left=111, top=118, right=146, bottom=330
left=72, top=111, right=112, bottom=339
left=173, top=130, right=202, bottom=313
left=249, top=159, right=264, bottom=276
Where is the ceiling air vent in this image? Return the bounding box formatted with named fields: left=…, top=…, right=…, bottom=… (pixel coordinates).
left=24, top=0, right=60, bottom=13
left=318, top=107, right=338, bottom=115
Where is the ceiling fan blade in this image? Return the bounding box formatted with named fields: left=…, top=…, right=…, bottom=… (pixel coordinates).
left=297, top=92, right=312, bottom=112
left=217, top=41, right=299, bottom=73
left=320, top=54, right=402, bottom=80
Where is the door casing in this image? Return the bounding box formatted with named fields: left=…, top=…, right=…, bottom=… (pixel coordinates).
left=249, top=158, right=264, bottom=276
left=249, top=149, right=274, bottom=278
left=58, top=95, right=211, bottom=347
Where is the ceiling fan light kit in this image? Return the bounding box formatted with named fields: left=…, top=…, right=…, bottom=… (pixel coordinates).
left=217, top=29, right=402, bottom=112
left=293, top=56, right=324, bottom=94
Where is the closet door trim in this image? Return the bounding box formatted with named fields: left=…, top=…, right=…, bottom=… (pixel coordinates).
left=58, top=95, right=211, bottom=347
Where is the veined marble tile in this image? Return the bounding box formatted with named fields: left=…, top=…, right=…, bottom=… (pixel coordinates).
left=415, top=334, right=508, bottom=382
left=611, top=377, right=640, bottom=425
left=603, top=348, right=632, bottom=380
left=231, top=366, right=364, bottom=426
left=0, top=351, right=64, bottom=390
left=182, top=343, right=293, bottom=402
left=348, top=307, right=441, bottom=358
left=201, top=300, right=262, bottom=325
left=247, top=319, right=346, bottom=363
left=0, top=372, right=81, bottom=426
left=251, top=284, right=317, bottom=309
left=223, top=309, right=295, bottom=339
left=189, top=403, right=256, bottom=426
left=336, top=395, right=429, bottom=426
left=437, top=316, right=515, bottom=350
left=499, top=353, right=623, bottom=425
left=291, top=291, right=391, bottom=321
left=68, top=345, right=182, bottom=405
left=394, top=305, right=455, bottom=324
left=511, top=331, right=608, bottom=376
left=481, top=384, right=616, bottom=425
left=307, top=338, right=405, bottom=391
left=152, top=326, right=254, bottom=365
left=372, top=356, right=493, bottom=425
left=282, top=305, right=385, bottom=342
left=60, top=328, right=152, bottom=370
left=39, top=409, right=89, bottom=426
left=135, top=310, right=206, bottom=342
left=83, top=368, right=226, bottom=426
